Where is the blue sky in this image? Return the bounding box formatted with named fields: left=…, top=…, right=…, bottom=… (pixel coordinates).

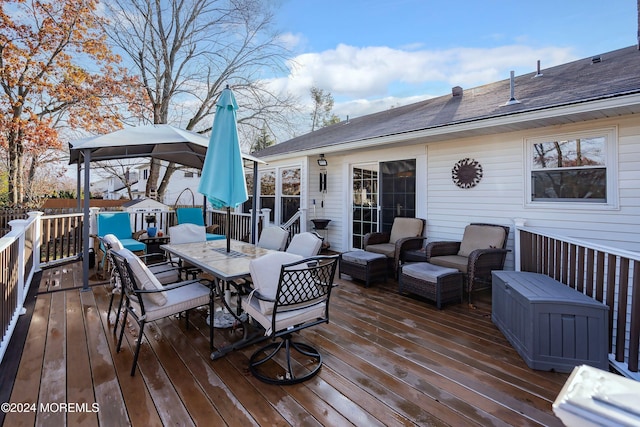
left=270, top=0, right=637, bottom=120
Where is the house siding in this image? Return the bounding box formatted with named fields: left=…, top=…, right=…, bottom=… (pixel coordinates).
left=423, top=116, right=640, bottom=271
left=258, top=117, right=639, bottom=262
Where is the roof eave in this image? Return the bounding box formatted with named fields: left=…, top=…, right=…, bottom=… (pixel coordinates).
left=258, top=92, right=640, bottom=162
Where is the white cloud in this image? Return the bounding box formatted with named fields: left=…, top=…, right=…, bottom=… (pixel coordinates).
left=278, top=32, right=305, bottom=50
left=267, top=43, right=577, bottom=119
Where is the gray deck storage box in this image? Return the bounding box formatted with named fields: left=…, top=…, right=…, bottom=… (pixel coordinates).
left=492, top=271, right=608, bottom=373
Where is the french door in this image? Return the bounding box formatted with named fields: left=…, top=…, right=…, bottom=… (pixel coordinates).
left=351, top=159, right=416, bottom=249
left=351, top=164, right=378, bottom=249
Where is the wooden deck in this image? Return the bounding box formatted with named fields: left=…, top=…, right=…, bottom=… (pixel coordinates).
left=1, top=261, right=569, bottom=426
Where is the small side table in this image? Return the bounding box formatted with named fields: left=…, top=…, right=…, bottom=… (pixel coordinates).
left=139, top=236, right=170, bottom=264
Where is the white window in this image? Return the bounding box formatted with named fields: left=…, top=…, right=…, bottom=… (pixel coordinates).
left=525, top=128, right=618, bottom=209
left=247, top=166, right=302, bottom=224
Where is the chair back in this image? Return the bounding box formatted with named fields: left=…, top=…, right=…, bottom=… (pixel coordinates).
left=100, top=234, right=123, bottom=287
left=286, top=232, right=323, bottom=257
left=176, top=207, right=205, bottom=226
left=110, top=249, right=144, bottom=312
left=257, top=226, right=289, bottom=251
left=389, top=217, right=424, bottom=243
left=458, top=223, right=509, bottom=257
left=111, top=248, right=168, bottom=311
left=273, top=256, right=338, bottom=317
left=97, top=212, right=133, bottom=240
left=168, top=223, right=207, bottom=244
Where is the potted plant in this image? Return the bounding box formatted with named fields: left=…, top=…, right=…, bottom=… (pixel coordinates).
left=145, top=214, right=157, bottom=237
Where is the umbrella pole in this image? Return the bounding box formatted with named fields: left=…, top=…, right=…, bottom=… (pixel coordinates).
left=226, top=206, right=231, bottom=252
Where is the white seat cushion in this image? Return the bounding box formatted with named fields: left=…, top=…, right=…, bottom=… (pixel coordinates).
left=117, top=248, right=168, bottom=306
left=257, top=227, right=289, bottom=251
left=286, top=232, right=322, bottom=257
left=131, top=281, right=210, bottom=322
left=169, top=223, right=207, bottom=244
left=242, top=293, right=326, bottom=336
left=249, top=252, right=303, bottom=314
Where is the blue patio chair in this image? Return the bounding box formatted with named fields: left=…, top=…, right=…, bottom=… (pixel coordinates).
left=175, top=207, right=225, bottom=241
left=96, top=212, right=146, bottom=271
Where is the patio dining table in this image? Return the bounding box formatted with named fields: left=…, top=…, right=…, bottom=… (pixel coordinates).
left=160, top=238, right=275, bottom=359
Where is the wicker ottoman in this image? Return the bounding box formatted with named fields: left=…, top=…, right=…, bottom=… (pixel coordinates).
left=339, top=251, right=388, bottom=288
left=398, top=263, right=463, bottom=309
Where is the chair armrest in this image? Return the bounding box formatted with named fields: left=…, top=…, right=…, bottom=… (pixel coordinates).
left=396, top=236, right=427, bottom=252
left=135, top=278, right=212, bottom=293
left=425, top=241, right=461, bottom=258
left=468, top=248, right=509, bottom=267
left=467, top=248, right=510, bottom=289
left=395, top=236, right=427, bottom=267
left=138, top=253, right=169, bottom=263
left=364, top=231, right=390, bottom=247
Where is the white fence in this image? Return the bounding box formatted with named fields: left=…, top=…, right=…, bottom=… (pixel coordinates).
left=0, top=212, right=41, bottom=364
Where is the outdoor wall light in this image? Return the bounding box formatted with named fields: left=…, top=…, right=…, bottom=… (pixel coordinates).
left=317, top=154, right=328, bottom=167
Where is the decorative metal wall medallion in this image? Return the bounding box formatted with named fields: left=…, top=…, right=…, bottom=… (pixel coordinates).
left=452, top=158, right=483, bottom=188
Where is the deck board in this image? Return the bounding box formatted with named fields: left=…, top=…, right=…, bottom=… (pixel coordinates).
left=91, top=286, right=164, bottom=427
left=4, top=292, right=50, bottom=427
left=37, top=290, right=66, bottom=426
left=66, top=290, right=99, bottom=427
left=1, top=261, right=570, bottom=426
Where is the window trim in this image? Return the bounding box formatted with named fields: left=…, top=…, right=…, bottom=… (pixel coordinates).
left=524, top=127, right=618, bottom=210
left=253, top=164, right=302, bottom=224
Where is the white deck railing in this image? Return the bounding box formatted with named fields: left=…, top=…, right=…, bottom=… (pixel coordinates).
left=0, top=212, right=41, bottom=364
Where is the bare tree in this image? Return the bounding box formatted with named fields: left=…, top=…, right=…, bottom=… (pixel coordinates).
left=94, top=160, right=145, bottom=200
left=310, top=86, right=340, bottom=131
left=103, top=0, right=299, bottom=200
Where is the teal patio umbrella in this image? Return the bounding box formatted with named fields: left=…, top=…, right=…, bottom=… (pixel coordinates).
left=198, top=86, right=248, bottom=252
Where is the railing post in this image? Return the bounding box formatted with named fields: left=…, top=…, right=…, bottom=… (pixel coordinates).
left=513, top=218, right=527, bottom=272
left=260, top=208, right=271, bottom=229
left=28, top=211, right=43, bottom=271
left=8, top=219, right=28, bottom=315
left=300, top=208, right=308, bottom=232
left=90, top=207, right=100, bottom=250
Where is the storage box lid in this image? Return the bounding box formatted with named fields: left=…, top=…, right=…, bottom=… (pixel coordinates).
left=493, top=271, right=608, bottom=309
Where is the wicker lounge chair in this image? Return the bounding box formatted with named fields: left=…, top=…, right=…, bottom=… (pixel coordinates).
left=426, top=223, right=510, bottom=303
left=364, top=217, right=425, bottom=276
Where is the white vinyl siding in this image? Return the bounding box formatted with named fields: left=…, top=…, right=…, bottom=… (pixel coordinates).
left=424, top=118, right=639, bottom=258
left=257, top=115, right=640, bottom=256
